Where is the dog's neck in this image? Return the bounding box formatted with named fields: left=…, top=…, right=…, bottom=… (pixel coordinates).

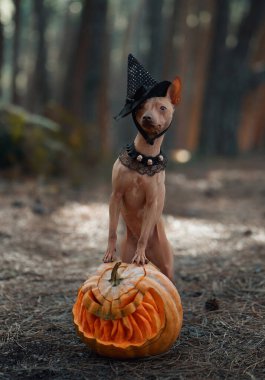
left=134, top=133, right=164, bottom=157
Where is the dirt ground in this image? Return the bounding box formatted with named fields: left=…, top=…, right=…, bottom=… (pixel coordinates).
left=0, top=156, right=265, bottom=380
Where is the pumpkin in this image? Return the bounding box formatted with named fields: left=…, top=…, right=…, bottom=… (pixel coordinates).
left=73, top=261, right=183, bottom=358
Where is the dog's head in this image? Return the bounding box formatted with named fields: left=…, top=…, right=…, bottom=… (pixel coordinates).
left=134, top=77, right=181, bottom=138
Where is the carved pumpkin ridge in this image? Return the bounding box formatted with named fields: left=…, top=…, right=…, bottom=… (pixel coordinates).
left=75, top=287, right=165, bottom=345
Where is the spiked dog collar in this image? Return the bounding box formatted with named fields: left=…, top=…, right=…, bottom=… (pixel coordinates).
left=119, top=143, right=168, bottom=176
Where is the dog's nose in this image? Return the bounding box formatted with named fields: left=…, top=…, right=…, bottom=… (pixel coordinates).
left=143, top=115, right=152, bottom=122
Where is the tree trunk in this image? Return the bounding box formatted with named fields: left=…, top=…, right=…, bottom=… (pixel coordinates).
left=186, top=0, right=216, bottom=152
left=55, top=0, right=75, bottom=103
left=83, top=0, right=108, bottom=121
left=199, top=0, right=265, bottom=155
left=239, top=20, right=265, bottom=152
left=173, top=0, right=196, bottom=150
left=221, top=0, right=265, bottom=155
left=0, top=20, right=3, bottom=97
left=63, top=0, right=91, bottom=117
left=11, top=0, right=21, bottom=104
left=62, top=0, right=110, bottom=158
left=97, top=2, right=111, bottom=157
left=82, top=0, right=110, bottom=158
left=199, top=0, right=229, bottom=155
left=121, top=0, right=144, bottom=63
left=162, top=0, right=179, bottom=79
left=27, top=0, right=49, bottom=112
left=146, top=0, right=164, bottom=78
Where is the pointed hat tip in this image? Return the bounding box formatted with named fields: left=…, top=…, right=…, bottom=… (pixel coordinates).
left=128, top=53, right=139, bottom=64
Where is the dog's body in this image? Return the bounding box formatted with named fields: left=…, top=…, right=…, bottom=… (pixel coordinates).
left=103, top=79, right=181, bottom=280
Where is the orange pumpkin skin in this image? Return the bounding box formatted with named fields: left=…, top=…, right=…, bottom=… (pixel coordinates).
left=73, top=262, right=183, bottom=359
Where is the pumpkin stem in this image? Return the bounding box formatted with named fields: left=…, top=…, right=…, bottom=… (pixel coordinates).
left=110, top=261, right=122, bottom=286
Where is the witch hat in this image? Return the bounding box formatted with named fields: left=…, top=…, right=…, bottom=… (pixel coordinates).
left=115, top=54, right=171, bottom=120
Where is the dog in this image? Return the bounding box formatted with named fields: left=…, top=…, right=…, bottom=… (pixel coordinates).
left=103, top=77, right=181, bottom=280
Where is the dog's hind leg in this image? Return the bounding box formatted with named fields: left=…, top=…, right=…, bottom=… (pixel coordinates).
left=146, top=221, right=174, bottom=281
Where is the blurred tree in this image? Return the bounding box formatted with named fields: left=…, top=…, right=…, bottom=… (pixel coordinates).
left=56, top=0, right=77, bottom=103
left=199, top=0, right=265, bottom=155
left=11, top=0, right=20, bottom=104
left=27, top=0, right=49, bottom=112
left=171, top=0, right=189, bottom=151
left=186, top=0, right=215, bottom=152
left=83, top=0, right=110, bottom=156
left=121, top=0, right=144, bottom=63
left=1, top=0, right=264, bottom=171
left=162, top=0, right=179, bottom=79
left=0, top=20, right=3, bottom=97
left=63, top=0, right=90, bottom=117
left=97, top=21, right=111, bottom=157
left=146, top=0, right=164, bottom=78
left=239, top=19, right=265, bottom=152
left=63, top=0, right=110, bottom=157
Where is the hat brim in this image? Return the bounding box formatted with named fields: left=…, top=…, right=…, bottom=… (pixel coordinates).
left=114, top=81, right=171, bottom=120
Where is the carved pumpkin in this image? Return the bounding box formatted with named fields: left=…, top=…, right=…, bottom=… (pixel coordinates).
left=73, top=261, right=183, bottom=358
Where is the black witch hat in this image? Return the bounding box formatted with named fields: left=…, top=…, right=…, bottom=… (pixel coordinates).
left=115, top=54, right=171, bottom=120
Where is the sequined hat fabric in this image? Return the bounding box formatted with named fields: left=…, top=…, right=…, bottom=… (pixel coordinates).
left=126, top=54, right=157, bottom=101
left=115, top=54, right=171, bottom=120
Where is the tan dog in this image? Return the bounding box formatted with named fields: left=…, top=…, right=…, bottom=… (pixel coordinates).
left=103, top=78, right=181, bottom=280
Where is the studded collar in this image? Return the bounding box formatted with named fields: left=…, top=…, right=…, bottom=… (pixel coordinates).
left=118, top=143, right=168, bottom=176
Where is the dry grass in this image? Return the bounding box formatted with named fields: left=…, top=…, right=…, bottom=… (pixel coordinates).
left=0, top=158, right=265, bottom=379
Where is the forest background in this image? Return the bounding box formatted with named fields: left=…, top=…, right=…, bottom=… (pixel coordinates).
left=0, top=0, right=265, bottom=177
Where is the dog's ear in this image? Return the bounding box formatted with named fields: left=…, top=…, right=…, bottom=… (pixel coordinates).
left=166, top=76, right=181, bottom=105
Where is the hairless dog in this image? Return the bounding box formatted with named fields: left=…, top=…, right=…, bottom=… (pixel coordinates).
left=103, top=74, right=181, bottom=281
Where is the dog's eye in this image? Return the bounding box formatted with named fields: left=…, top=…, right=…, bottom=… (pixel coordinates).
left=160, top=106, right=167, bottom=111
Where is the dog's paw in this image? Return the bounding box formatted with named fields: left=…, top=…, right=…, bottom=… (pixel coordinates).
left=103, top=253, right=114, bottom=263
left=103, top=247, right=116, bottom=263
left=132, top=250, right=148, bottom=265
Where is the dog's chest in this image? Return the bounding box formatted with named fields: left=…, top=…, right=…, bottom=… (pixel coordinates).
left=125, top=174, right=146, bottom=204
left=121, top=169, right=164, bottom=210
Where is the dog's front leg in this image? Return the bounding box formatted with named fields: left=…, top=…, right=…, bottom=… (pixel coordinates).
left=103, top=191, right=122, bottom=263
left=132, top=197, right=157, bottom=265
